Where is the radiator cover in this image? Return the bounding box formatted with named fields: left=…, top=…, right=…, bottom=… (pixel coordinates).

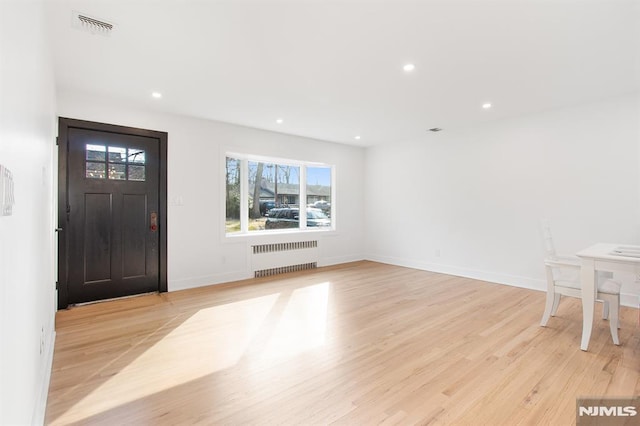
left=251, top=240, right=319, bottom=278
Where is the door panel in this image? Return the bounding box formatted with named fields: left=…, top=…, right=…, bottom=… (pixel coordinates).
left=84, top=193, right=112, bottom=282
left=122, top=193, right=147, bottom=278
left=58, top=118, right=167, bottom=308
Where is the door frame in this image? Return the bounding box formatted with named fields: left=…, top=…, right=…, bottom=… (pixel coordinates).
left=57, top=117, right=168, bottom=309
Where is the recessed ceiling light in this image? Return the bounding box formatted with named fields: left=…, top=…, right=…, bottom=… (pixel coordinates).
left=482, top=103, right=492, bottom=109
left=354, top=135, right=361, bottom=140
left=403, top=63, right=416, bottom=72
left=429, top=128, right=443, bottom=132
left=151, top=92, right=162, bottom=99
left=276, top=118, right=284, bottom=124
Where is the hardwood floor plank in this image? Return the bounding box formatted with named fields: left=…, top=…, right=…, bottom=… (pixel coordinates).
left=45, top=261, right=639, bottom=425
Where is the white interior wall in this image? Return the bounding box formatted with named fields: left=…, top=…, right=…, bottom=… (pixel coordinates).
left=365, top=93, right=640, bottom=306
left=0, top=0, right=57, bottom=424
left=56, top=91, right=366, bottom=291
left=2, top=7, right=636, bottom=420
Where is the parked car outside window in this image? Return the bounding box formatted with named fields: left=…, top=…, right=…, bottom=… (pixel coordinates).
left=265, top=208, right=330, bottom=229
left=311, top=200, right=331, bottom=216
left=259, top=200, right=277, bottom=216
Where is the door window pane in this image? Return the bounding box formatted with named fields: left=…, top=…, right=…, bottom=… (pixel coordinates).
left=86, top=162, right=106, bottom=179
left=128, top=149, right=145, bottom=164
left=86, top=144, right=106, bottom=161
left=108, top=164, right=126, bottom=180
left=108, top=146, right=127, bottom=163
left=128, top=165, right=146, bottom=181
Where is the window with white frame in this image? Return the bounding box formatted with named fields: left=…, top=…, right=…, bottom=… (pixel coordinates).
left=225, top=154, right=334, bottom=235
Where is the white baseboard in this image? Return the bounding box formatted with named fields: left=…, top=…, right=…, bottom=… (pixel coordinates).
left=168, top=255, right=640, bottom=308
left=318, top=254, right=365, bottom=268
left=169, top=270, right=252, bottom=292
left=169, top=254, right=366, bottom=292
left=366, top=254, right=640, bottom=308
left=366, top=254, right=546, bottom=291
left=32, top=329, right=55, bottom=426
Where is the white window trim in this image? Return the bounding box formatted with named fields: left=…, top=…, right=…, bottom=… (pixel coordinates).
left=223, top=152, right=335, bottom=239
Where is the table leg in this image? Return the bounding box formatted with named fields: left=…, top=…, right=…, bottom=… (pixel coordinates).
left=580, top=259, right=596, bottom=351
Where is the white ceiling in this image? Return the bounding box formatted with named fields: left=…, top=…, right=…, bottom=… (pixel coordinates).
left=46, top=0, right=640, bottom=147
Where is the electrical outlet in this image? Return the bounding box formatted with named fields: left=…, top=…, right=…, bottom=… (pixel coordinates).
left=39, top=327, right=45, bottom=355
left=435, top=248, right=441, bottom=257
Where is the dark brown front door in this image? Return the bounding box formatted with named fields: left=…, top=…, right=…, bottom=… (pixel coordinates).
left=58, top=118, right=167, bottom=308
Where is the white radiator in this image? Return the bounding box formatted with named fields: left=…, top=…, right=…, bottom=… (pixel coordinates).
left=251, top=240, right=319, bottom=278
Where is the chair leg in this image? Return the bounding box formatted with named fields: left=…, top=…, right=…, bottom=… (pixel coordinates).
left=618, top=313, right=621, bottom=329
left=602, top=300, right=609, bottom=320
left=601, top=294, right=620, bottom=345
left=541, top=292, right=558, bottom=326
left=551, top=293, right=561, bottom=316
left=609, top=298, right=620, bottom=345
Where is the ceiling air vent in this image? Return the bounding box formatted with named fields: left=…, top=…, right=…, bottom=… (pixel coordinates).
left=72, top=12, right=114, bottom=36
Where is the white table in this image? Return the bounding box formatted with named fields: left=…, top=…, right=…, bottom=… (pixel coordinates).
left=576, top=243, right=640, bottom=351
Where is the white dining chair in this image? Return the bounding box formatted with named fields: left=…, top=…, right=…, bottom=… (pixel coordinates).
left=539, top=223, right=621, bottom=345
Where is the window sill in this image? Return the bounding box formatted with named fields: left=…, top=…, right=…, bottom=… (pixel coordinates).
left=223, top=227, right=337, bottom=244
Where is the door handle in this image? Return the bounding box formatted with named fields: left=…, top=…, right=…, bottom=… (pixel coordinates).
left=150, top=212, right=158, bottom=232
left=55, top=228, right=63, bottom=232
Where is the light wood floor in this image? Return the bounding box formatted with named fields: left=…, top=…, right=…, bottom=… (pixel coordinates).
left=46, top=261, right=640, bottom=425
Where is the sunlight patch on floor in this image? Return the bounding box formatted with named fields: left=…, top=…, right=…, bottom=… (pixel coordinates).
left=262, top=281, right=331, bottom=360
left=52, top=293, right=280, bottom=425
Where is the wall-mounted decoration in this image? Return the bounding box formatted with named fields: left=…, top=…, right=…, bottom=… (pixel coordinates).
left=0, top=164, right=15, bottom=216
